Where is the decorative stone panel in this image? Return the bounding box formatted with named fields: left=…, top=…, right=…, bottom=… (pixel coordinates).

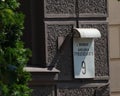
left=78, top=0, right=108, bottom=17
left=57, top=82, right=110, bottom=96
left=45, top=21, right=109, bottom=79
left=44, top=0, right=107, bottom=18
left=45, top=21, right=75, bottom=80
left=58, top=84, right=110, bottom=96
left=79, top=21, right=109, bottom=77
left=44, top=0, right=76, bottom=18
left=45, top=21, right=75, bottom=65
left=58, top=87, right=96, bottom=96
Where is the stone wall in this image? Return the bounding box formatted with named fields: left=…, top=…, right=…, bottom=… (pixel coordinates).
left=29, top=0, right=110, bottom=96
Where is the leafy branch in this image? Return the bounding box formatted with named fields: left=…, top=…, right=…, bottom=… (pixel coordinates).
left=0, top=0, right=32, bottom=96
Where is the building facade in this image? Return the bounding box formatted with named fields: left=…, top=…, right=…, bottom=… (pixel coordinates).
left=20, top=0, right=110, bottom=96
left=109, top=0, right=120, bottom=96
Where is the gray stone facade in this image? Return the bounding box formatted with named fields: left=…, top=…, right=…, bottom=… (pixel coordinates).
left=44, top=0, right=107, bottom=18
left=27, top=0, right=110, bottom=96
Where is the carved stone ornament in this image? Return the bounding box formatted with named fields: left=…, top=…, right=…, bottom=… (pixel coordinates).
left=44, top=0, right=107, bottom=18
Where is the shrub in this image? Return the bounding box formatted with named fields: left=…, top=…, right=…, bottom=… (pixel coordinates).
left=0, top=0, right=32, bottom=96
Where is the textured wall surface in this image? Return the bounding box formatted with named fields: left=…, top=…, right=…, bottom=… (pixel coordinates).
left=79, top=22, right=109, bottom=76
left=58, top=88, right=96, bottom=96
left=45, top=22, right=109, bottom=78
left=78, top=0, right=107, bottom=17
left=45, top=21, right=75, bottom=66
left=44, top=0, right=107, bottom=18
left=29, top=0, right=109, bottom=96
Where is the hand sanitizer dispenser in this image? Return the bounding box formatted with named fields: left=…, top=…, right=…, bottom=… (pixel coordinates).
left=73, top=28, right=101, bottom=79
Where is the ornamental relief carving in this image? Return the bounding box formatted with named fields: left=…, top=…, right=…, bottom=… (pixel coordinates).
left=45, top=22, right=75, bottom=65
left=46, top=0, right=75, bottom=14
left=45, top=0, right=76, bottom=17
left=79, top=22, right=109, bottom=76
left=45, top=21, right=109, bottom=77
left=58, top=88, right=96, bottom=96
left=78, top=0, right=107, bottom=16
left=44, top=0, right=107, bottom=17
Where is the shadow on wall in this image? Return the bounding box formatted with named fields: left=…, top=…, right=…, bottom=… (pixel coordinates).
left=47, top=33, right=73, bottom=80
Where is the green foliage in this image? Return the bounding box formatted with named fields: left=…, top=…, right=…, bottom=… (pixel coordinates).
left=0, top=0, right=32, bottom=96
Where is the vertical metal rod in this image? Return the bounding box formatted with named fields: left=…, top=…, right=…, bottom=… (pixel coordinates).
left=75, top=0, right=79, bottom=28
